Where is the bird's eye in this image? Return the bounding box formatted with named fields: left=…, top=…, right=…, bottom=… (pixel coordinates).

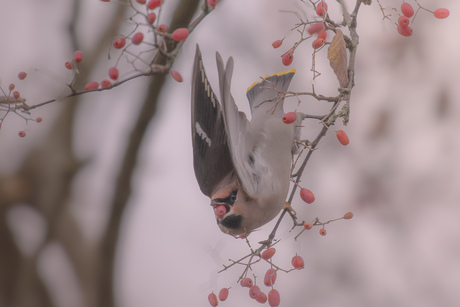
left=211, top=190, right=238, bottom=206
left=229, top=190, right=237, bottom=203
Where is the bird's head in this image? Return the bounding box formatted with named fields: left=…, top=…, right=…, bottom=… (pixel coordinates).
left=211, top=188, right=246, bottom=236
left=211, top=188, right=280, bottom=237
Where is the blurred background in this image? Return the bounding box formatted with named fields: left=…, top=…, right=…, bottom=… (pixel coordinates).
left=0, top=0, right=459, bottom=306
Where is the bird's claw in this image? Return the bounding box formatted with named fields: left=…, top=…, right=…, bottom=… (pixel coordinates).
left=283, top=201, right=297, bottom=218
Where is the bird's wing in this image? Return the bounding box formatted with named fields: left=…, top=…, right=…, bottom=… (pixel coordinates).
left=217, top=53, right=265, bottom=197
left=218, top=56, right=298, bottom=198
left=191, top=46, right=234, bottom=197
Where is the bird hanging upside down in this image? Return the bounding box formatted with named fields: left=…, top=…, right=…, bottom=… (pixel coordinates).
left=191, top=46, right=301, bottom=237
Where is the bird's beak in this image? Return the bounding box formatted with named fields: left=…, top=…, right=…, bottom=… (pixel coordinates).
left=210, top=189, right=234, bottom=221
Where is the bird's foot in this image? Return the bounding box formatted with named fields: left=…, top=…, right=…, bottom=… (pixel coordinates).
left=283, top=201, right=297, bottom=218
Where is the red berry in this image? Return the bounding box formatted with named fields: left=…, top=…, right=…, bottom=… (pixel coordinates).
left=147, top=12, right=156, bottom=25
left=316, top=1, right=328, bottom=16
left=207, top=0, right=219, bottom=8
left=304, top=223, right=313, bottom=230
left=343, top=212, right=353, bottom=220
left=240, top=278, right=253, bottom=288
left=261, top=247, right=276, bottom=260
left=398, top=16, right=410, bottom=27
left=336, top=129, right=349, bottom=145
left=282, top=112, right=296, bottom=124
left=249, top=285, right=261, bottom=299
left=36, top=117, right=43, bottom=123
left=172, top=28, right=189, bottom=41
left=18, top=130, right=26, bottom=137
left=132, top=32, right=144, bottom=45
left=74, top=50, right=83, bottom=63
left=8, top=84, right=15, bottom=91
left=268, top=289, right=280, bottom=307
left=264, top=268, right=277, bottom=287
left=13, top=91, right=20, bottom=99
left=317, top=30, right=327, bottom=40
left=218, top=288, right=229, bottom=301
left=208, top=292, right=218, bottom=307
left=312, top=38, right=325, bottom=49
left=256, top=292, right=267, bottom=304
left=108, top=67, right=119, bottom=80
left=291, top=255, right=304, bottom=269
left=401, top=2, right=414, bottom=18
left=18, top=72, right=27, bottom=80
left=157, top=24, right=168, bottom=32
left=147, top=0, right=162, bottom=9
left=101, top=79, right=112, bottom=88
left=171, top=70, right=183, bottom=83
left=434, top=8, right=449, bottom=19
left=272, top=39, right=282, bottom=49
left=84, top=81, right=99, bottom=91
left=308, top=22, right=325, bottom=35
left=113, top=37, right=126, bottom=49
left=319, top=228, right=327, bottom=236
left=214, top=205, right=226, bottom=219
left=397, top=24, right=414, bottom=37
left=65, top=61, right=74, bottom=70
left=300, top=188, right=315, bottom=204
left=136, top=0, right=146, bottom=3
left=281, top=51, right=294, bottom=66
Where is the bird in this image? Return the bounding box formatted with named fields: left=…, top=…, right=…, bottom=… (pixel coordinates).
left=191, top=45, right=300, bottom=237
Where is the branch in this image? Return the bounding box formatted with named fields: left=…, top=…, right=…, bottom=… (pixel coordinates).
left=227, top=0, right=364, bottom=268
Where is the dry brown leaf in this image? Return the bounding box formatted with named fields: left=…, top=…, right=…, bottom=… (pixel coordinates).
left=328, top=29, right=349, bottom=88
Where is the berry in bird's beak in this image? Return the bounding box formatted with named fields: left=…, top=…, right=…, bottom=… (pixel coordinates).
left=214, top=205, right=226, bottom=219
left=212, top=202, right=232, bottom=222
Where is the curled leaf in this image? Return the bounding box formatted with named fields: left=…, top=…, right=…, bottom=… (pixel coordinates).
left=327, top=29, right=349, bottom=88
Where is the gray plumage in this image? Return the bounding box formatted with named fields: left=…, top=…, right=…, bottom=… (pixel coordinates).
left=191, top=45, right=299, bottom=236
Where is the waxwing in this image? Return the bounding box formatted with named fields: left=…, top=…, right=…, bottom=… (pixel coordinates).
left=191, top=46, right=300, bottom=236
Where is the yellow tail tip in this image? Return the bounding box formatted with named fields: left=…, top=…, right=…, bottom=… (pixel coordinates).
left=246, top=68, right=296, bottom=92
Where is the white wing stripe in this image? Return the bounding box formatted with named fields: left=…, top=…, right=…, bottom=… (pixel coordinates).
left=195, top=122, right=212, bottom=147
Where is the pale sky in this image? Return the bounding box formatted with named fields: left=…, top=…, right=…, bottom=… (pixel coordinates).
left=1, top=0, right=459, bottom=306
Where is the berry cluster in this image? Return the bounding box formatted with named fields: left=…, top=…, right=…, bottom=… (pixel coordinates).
left=272, top=0, right=330, bottom=68
left=2, top=0, right=211, bottom=133
left=107, top=0, right=192, bottom=82
left=292, top=185, right=353, bottom=238
left=297, top=212, right=353, bottom=239
left=64, top=50, right=109, bottom=91
left=380, top=1, right=450, bottom=37
left=65, top=0, right=195, bottom=93
left=208, top=248, right=306, bottom=306
left=100, top=0, right=195, bottom=90
left=65, top=49, right=123, bottom=90
left=0, top=71, right=43, bottom=135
